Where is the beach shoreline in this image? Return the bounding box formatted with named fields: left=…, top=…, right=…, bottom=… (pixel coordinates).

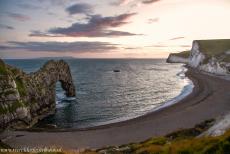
left=1, top=67, right=230, bottom=149
left=19, top=65, right=194, bottom=132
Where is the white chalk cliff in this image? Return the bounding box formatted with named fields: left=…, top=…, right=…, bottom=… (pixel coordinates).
left=166, top=54, right=189, bottom=64
left=167, top=40, right=230, bottom=76
left=188, top=41, right=230, bottom=75
left=201, top=112, right=230, bottom=137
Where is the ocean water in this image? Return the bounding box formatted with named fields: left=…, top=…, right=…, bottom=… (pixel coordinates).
left=5, top=59, right=193, bottom=129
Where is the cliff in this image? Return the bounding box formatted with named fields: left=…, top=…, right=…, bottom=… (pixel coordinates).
left=201, top=112, right=230, bottom=137
left=0, top=59, right=75, bottom=129
left=166, top=51, right=190, bottom=64
left=167, top=39, right=230, bottom=76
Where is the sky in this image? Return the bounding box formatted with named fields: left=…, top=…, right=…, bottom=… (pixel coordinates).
left=0, top=0, right=230, bottom=59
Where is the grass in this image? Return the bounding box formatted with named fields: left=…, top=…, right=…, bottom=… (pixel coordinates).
left=0, top=141, right=12, bottom=149
left=0, top=89, right=16, bottom=96
left=0, top=100, right=25, bottom=115
left=197, top=39, right=230, bottom=57
left=222, top=55, right=230, bottom=63
left=0, top=59, right=27, bottom=96
left=165, top=119, right=214, bottom=140
left=171, top=51, right=190, bottom=58
left=0, top=61, right=8, bottom=75
left=8, top=101, right=25, bottom=113
left=96, top=126, right=230, bottom=154
left=90, top=119, right=215, bottom=154
left=169, top=40, right=230, bottom=63
left=8, top=67, right=21, bottom=76
left=1, top=120, right=230, bottom=154
left=15, top=76, right=27, bottom=97
left=0, top=105, right=8, bottom=115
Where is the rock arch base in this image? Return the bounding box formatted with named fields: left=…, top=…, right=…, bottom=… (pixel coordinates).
left=0, top=59, right=76, bottom=129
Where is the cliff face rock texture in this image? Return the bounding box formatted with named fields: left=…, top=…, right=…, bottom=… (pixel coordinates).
left=167, top=39, right=230, bottom=76
left=188, top=40, right=230, bottom=75
left=201, top=112, right=230, bottom=137
left=166, top=51, right=190, bottom=64
left=0, top=59, right=75, bottom=129
left=167, top=54, right=189, bottom=64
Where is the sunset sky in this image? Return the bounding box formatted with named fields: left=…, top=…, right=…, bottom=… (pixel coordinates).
left=0, top=0, right=230, bottom=59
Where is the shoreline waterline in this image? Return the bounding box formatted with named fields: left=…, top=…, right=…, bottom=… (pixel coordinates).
left=26, top=66, right=194, bottom=132
left=5, top=59, right=188, bottom=129
left=81, top=66, right=194, bottom=128
left=2, top=67, right=230, bottom=149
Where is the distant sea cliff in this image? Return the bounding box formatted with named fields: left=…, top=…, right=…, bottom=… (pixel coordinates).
left=167, top=39, right=230, bottom=76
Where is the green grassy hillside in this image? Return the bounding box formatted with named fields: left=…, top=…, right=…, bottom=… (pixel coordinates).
left=197, top=39, right=230, bottom=56
left=170, top=50, right=190, bottom=58
left=0, top=117, right=229, bottom=153
left=86, top=120, right=229, bottom=154
left=3, top=119, right=229, bottom=154
left=168, top=39, right=230, bottom=62
left=90, top=120, right=219, bottom=154
left=197, top=39, right=230, bottom=63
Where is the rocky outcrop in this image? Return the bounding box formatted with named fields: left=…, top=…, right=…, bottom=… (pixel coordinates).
left=188, top=40, right=230, bottom=75
left=0, top=59, right=75, bottom=129
left=166, top=54, right=189, bottom=64
left=201, top=112, right=230, bottom=137
left=167, top=39, right=230, bottom=76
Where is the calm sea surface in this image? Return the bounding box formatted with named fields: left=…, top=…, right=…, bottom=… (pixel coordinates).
left=5, top=59, right=193, bottom=128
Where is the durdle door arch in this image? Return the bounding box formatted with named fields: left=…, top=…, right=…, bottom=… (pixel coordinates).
left=0, top=59, right=76, bottom=129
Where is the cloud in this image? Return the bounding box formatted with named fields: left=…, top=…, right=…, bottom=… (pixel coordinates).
left=169, top=37, right=185, bottom=40
left=29, top=30, right=64, bottom=37
left=0, top=24, right=14, bottom=30
left=147, top=18, right=159, bottom=24
left=0, top=41, right=119, bottom=53
left=123, top=47, right=142, bottom=50
left=179, top=45, right=191, bottom=47
left=0, top=45, right=12, bottom=50
left=7, top=12, right=30, bottom=22
left=30, top=13, right=140, bottom=37
left=110, top=0, right=134, bottom=6
left=147, top=44, right=191, bottom=48
left=66, top=3, right=93, bottom=15
left=17, top=3, right=42, bottom=10
left=142, top=0, right=160, bottom=4
left=114, top=0, right=160, bottom=8
left=149, top=45, right=168, bottom=47
left=47, top=12, right=56, bottom=16
left=38, top=0, right=68, bottom=6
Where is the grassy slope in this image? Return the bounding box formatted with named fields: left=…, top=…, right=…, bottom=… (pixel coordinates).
left=169, top=39, right=230, bottom=62
left=0, top=59, right=8, bottom=75
left=197, top=39, right=230, bottom=56
left=170, top=50, right=190, bottom=58
left=89, top=120, right=230, bottom=154
left=0, top=60, right=28, bottom=116
left=1, top=119, right=226, bottom=154
left=0, top=117, right=227, bottom=154
left=0, top=115, right=228, bottom=154
left=5, top=119, right=230, bottom=154
left=223, top=56, right=230, bottom=63
left=197, top=39, right=230, bottom=63
left=129, top=130, right=230, bottom=154
left=0, top=124, right=228, bottom=152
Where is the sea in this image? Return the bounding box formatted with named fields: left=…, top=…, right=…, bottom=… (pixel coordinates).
left=4, top=59, right=194, bottom=129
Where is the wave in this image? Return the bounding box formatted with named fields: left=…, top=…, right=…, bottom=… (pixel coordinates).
left=150, top=67, right=194, bottom=112
left=56, top=92, right=76, bottom=107
left=75, top=66, right=194, bottom=128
